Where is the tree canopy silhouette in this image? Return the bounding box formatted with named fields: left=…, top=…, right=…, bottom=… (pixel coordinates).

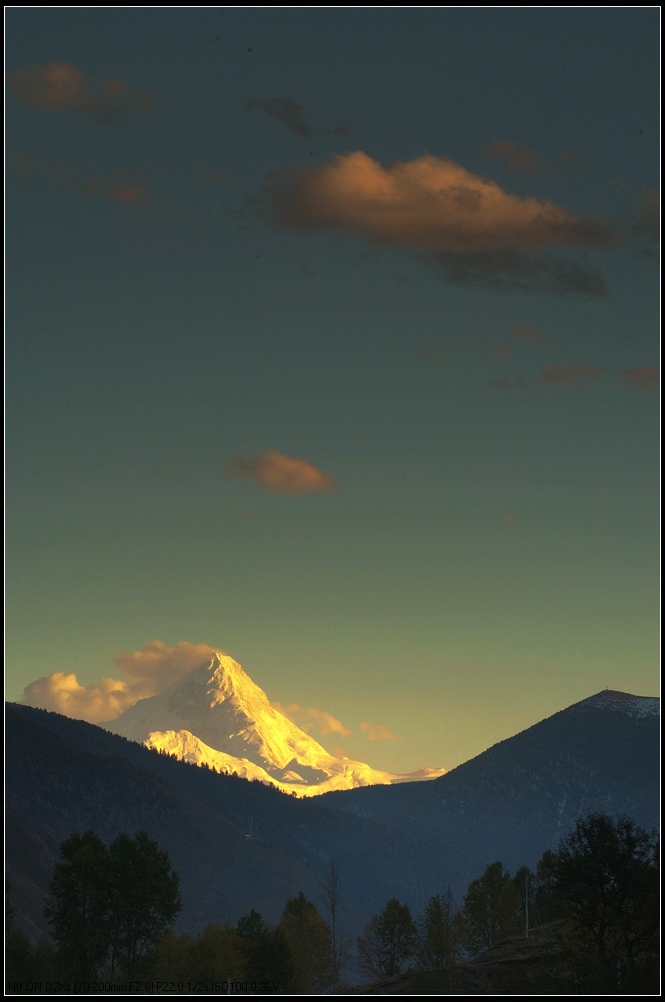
left=45, top=828, right=181, bottom=981
left=462, top=861, right=521, bottom=954
left=554, top=812, right=659, bottom=991
left=357, top=898, right=417, bottom=980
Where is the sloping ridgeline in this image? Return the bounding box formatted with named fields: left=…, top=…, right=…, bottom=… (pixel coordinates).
left=319, top=691, right=659, bottom=871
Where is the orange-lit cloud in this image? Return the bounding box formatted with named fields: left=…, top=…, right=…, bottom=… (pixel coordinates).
left=22, top=672, right=139, bottom=724
left=245, top=97, right=351, bottom=140
left=9, top=152, right=150, bottom=203
left=619, top=365, right=659, bottom=391
left=512, top=324, right=547, bottom=349
left=268, top=151, right=617, bottom=253
left=8, top=62, right=154, bottom=121
left=274, top=702, right=352, bottom=737
left=22, top=640, right=219, bottom=723
left=501, top=513, right=521, bottom=528
left=361, top=721, right=398, bottom=741
left=539, top=364, right=608, bottom=390
left=224, top=450, right=338, bottom=496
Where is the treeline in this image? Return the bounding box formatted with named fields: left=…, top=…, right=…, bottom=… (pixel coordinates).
left=355, top=812, right=659, bottom=993
left=6, top=811, right=659, bottom=994
left=6, top=845, right=343, bottom=994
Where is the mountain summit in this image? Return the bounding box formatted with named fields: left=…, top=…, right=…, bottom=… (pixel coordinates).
left=104, top=652, right=445, bottom=796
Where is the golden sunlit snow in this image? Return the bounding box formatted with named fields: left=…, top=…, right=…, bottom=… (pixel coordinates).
left=106, top=653, right=445, bottom=796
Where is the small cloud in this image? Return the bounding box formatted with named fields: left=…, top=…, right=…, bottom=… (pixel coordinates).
left=494, top=364, right=616, bottom=393
left=266, top=151, right=618, bottom=253
left=421, top=249, right=608, bottom=298
left=361, top=721, right=398, bottom=741
left=512, top=324, right=547, bottom=349
left=489, top=340, right=512, bottom=360
left=223, top=450, right=338, bottom=496
left=80, top=176, right=149, bottom=203
left=619, top=365, right=659, bottom=391
left=245, top=97, right=351, bottom=140
left=22, top=640, right=220, bottom=723
left=485, top=139, right=556, bottom=176
left=274, top=702, right=352, bottom=737
left=234, top=507, right=249, bottom=517
left=8, top=62, right=154, bottom=121
left=539, top=364, right=608, bottom=390
left=501, top=513, right=521, bottom=528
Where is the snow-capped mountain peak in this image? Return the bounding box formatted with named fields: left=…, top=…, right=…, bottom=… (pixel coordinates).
left=104, top=653, right=446, bottom=794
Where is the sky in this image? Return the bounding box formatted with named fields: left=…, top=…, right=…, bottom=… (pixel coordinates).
left=6, top=8, right=660, bottom=773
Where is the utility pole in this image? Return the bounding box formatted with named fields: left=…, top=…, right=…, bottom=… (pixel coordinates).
left=525, top=870, right=529, bottom=940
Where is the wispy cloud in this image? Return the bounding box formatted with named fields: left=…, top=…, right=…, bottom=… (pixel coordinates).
left=421, top=249, right=608, bottom=297
left=8, top=62, right=154, bottom=121
left=485, top=139, right=593, bottom=178
left=9, top=151, right=151, bottom=203
left=494, top=362, right=656, bottom=393
left=619, top=365, right=659, bottom=391
left=501, top=513, right=521, bottom=528
left=274, top=702, right=352, bottom=737
left=223, top=450, right=338, bottom=496
left=489, top=340, right=512, bottom=360
left=361, top=721, right=398, bottom=741
left=539, top=364, right=609, bottom=390
left=512, top=324, right=547, bottom=349
left=632, top=189, right=659, bottom=246
left=245, top=97, right=351, bottom=139
left=22, top=640, right=219, bottom=723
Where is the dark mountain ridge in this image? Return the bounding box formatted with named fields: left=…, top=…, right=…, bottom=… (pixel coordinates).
left=6, top=689, right=658, bottom=947
left=320, top=690, right=659, bottom=870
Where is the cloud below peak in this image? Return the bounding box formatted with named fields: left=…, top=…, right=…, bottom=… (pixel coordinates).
left=361, top=721, right=398, bottom=741
left=22, top=640, right=219, bottom=723
left=273, top=702, right=352, bottom=737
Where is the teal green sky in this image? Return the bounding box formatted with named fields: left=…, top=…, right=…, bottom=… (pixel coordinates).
left=6, top=9, right=659, bottom=771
